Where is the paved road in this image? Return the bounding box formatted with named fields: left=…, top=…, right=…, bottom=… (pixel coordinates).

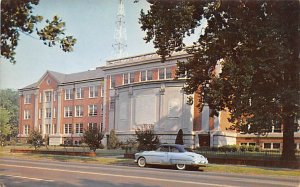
left=0, top=157, right=298, bottom=187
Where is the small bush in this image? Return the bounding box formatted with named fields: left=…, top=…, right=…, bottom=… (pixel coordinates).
left=107, top=129, right=119, bottom=149
left=175, top=129, right=184, bottom=145
left=82, top=127, right=104, bottom=152
left=27, top=130, right=44, bottom=150
left=135, top=124, right=160, bottom=151
left=248, top=145, right=255, bottom=152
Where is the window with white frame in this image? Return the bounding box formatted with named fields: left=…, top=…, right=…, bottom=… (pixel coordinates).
left=24, top=94, right=31, bottom=104
left=24, top=110, right=30, bottom=119
left=159, top=68, right=165, bottom=79
left=89, top=86, right=98, bottom=98
left=45, top=124, right=51, bottom=134
left=45, top=91, right=52, bottom=102
left=45, top=108, right=51, bottom=118
left=110, top=75, right=115, bottom=89
left=39, top=124, right=42, bottom=133
left=75, top=123, right=83, bottom=134
left=24, top=125, right=30, bottom=135
left=273, top=143, right=281, bottom=149
left=140, top=70, right=146, bottom=81
left=100, top=85, right=104, bottom=97
left=147, top=70, right=153, bottom=81
left=88, top=105, right=97, bottom=116
left=75, top=105, right=83, bottom=117
left=263, top=143, right=271, bottom=149
left=88, top=123, right=97, bottom=130
left=129, top=72, right=135, bottom=83
left=166, top=67, right=172, bottom=79
left=76, top=87, right=84, bottom=99
left=64, top=124, right=72, bottom=134
left=64, top=106, right=73, bottom=117
left=123, top=73, right=129, bottom=85
left=65, top=89, right=73, bottom=100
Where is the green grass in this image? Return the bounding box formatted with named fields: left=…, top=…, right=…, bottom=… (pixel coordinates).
left=1, top=146, right=300, bottom=177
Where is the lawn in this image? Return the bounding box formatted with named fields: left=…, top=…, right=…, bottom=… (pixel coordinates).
left=1, top=146, right=300, bottom=177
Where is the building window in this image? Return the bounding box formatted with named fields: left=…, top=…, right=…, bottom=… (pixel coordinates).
left=89, top=86, right=98, bottom=98
left=159, top=68, right=165, bottom=80
left=263, top=143, right=271, bottom=149
left=273, top=121, right=282, bottom=133
left=45, top=108, right=52, bottom=118
left=75, top=105, right=83, bottom=117
left=75, top=123, right=83, bottom=134
left=240, top=143, right=247, bottom=146
left=100, top=122, right=103, bottom=132
left=88, top=105, right=97, bottom=116
left=273, top=143, right=281, bottom=149
left=64, top=106, right=73, bottom=117
left=65, top=89, right=73, bottom=100
left=24, top=125, right=30, bottom=135
left=166, top=67, right=172, bottom=79
left=24, top=94, right=31, bottom=104
left=39, top=124, right=42, bottom=133
left=45, top=124, right=51, bottom=134
left=45, top=91, right=52, bottom=102
left=147, top=70, right=153, bottom=81
left=141, top=71, right=146, bottom=82
left=110, top=75, right=115, bottom=89
left=64, top=124, right=72, bottom=134
left=24, top=110, right=30, bottom=120
left=75, top=88, right=84, bottom=99
left=249, top=143, right=256, bottom=146
left=123, top=73, right=128, bottom=85
left=88, top=123, right=97, bottom=130
left=129, top=72, right=135, bottom=83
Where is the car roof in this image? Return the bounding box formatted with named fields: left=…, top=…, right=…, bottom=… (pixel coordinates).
left=160, top=144, right=185, bottom=149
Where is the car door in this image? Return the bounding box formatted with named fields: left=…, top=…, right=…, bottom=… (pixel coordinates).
left=150, top=145, right=169, bottom=164
left=168, top=146, right=186, bottom=165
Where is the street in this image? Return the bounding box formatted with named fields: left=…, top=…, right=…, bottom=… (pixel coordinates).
left=0, top=157, right=298, bottom=187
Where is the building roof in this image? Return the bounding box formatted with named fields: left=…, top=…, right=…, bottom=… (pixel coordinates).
left=19, top=68, right=104, bottom=91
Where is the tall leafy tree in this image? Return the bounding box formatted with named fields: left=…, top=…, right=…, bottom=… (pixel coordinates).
left=140, top=0, right=299, bottom=161
left=0, top=89, right=19, bottom=138
left=1, top=0, right=76, bottom=64
left=82, top=127, right=104, bottom=152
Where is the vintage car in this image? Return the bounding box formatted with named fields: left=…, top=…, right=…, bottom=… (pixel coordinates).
left=134, top=144, right=208, bottom=170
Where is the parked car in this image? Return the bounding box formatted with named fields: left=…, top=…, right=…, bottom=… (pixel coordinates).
left=134, top=144, right=208, bottom=170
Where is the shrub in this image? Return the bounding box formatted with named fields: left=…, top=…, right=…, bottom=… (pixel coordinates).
left=240, top=145, right=248, bottom=152
left=248, top=145, right=255, bottom=152
left=27, top=130, right=44, bottom=150
left=254, top=146, right=260, bottom=152
left=82, top=127, right=104, bottom=152
left=107, top=129, right=119, bottom=149
left=175, top=129, right=184, bottom=145
left=135, top=124, right=160, bottom=151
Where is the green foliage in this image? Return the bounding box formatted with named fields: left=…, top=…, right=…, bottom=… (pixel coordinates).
left=140, top=0, right=299, bottom=161
left=239, top=145, right=248, bottom=152
left=0, top=108, right=11, bottom=146
left=107, top=129, right=119, bottom=149
left=82, top=128, right=104, bottom=152
left=135, top=124, right=160, bottom=151
left=219, top=145, right=238, bottom=152
left=175, top=129, right=184, bottom=145
left=27, top=130, right=44, bottom=150
left=1, top=0, right=76, bottom=64
left=0, top=89, right=18, bottom=138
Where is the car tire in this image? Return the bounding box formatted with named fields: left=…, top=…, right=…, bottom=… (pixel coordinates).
left=137, top=157, right=146, bottom=167
left=176, top=164, right=186, bottom=170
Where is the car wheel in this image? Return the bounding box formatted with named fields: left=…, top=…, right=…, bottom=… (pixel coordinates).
left=138, top=157, right=146, bottom=167
left=176, top=164, right=186, bottom=170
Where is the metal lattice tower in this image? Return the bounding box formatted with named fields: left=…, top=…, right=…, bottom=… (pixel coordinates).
left=113, top=0, right=127, bottom=58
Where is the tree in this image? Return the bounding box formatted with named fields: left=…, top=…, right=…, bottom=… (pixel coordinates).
left=135, top=124, right=160, bottom=151
left=82, top=127, right=104, bottom=152
left=1, top=0, right=76, bottom=64
left=27, top=130, right=44, bottom=150
left=140, top=0, right=299, bottom=161
left=0, top=108, right=11, bottom=146
left=175, top=129, right=184, bottom=145
left=107, top=129, right=119, bottom=149
left=0, top=89, right=19, bottom=139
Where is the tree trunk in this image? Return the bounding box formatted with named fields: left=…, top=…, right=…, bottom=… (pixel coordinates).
left=281, top=116, right=296, bottom=161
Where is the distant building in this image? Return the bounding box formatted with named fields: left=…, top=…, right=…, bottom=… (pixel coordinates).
left=18, top=52, right=300, bottom=150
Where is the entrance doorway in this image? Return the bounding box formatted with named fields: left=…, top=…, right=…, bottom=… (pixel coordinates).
left=198, top=134, right=210, bottom=147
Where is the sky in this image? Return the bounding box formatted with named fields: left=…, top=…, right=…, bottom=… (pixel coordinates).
left=0, top=0, right=201, bottom=90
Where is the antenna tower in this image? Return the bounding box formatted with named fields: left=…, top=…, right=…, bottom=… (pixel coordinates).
left=113, top=0, right=127, bottom=58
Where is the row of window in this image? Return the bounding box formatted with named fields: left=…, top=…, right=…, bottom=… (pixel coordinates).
left=110, top=67, right=173, bottom=88
left=24, top=86, right=104, bottom=104
left=24, top=123, right=102, bottom=135
left=64, top=105, right=102, bottom=117
left=240, top=142, right=281, bottom=149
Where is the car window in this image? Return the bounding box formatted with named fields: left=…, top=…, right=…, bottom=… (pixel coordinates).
left=157, top=146, right=169, bottom=152
left=170, top=147, right=179, bottom=153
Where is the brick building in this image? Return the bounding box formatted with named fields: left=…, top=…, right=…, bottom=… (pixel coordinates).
left=18, top=52, right=300, bottom=150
